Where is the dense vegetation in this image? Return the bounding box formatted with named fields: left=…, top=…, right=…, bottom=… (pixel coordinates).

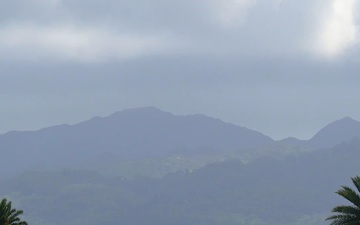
left=1, top=139, right=360, bottom=225
left=0, top=198, right=27, bottom=225
left=327, top=176, right=360, bottom=225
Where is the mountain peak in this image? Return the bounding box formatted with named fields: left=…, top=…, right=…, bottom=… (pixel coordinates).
left=318, top=117, right=359, bottom=131
left=113, top=106, right=165, bottom=114
left=0, top=106, right=274, bottom=174
left=122, top=106, right=163, bottom=113
left=309, top=117, right=360, bottom=149
left=107, top=106, right=173, bottom=119
left=337, top=116, right=356, bottom=123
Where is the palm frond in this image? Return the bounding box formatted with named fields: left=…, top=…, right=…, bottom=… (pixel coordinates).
left=336, top=186, right=360, bottom=208
left=0, top=198, right=27, bottom=225
left=327, top=176, right=360, bottom=225
left=326, top=214, right=358, bottom=225
left=332, top=205, right=360, bottom=217
left=352, top=177, right=360, bottom=194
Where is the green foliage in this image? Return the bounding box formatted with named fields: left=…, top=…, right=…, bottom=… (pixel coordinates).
left=0, top=198, right=28, bottom=225
left=327, top=176, right=360, bottom=225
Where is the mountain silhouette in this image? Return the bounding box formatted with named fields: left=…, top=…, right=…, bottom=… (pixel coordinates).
left=0, top=107, right=273, bottom=176
left=308, top=117, right=360, bottom=149
left=277, top=117, right=360, bottom=150
left=1, top=107, right=359, bottom=178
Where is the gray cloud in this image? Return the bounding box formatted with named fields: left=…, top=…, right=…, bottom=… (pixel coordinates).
left=1, top=0, right=360, bottom=139
left=2, top=0, right=359, bottom=61
left=2, top=57, right=360, bottom=139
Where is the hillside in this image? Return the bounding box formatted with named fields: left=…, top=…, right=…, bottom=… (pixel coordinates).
left=308, top=117, right=360, bottom=149
left=1, top=108, right=360, bottom=179
left=0, top=107, right=273, bottom=177
left=3, top=138, right=360, bottom=225
left=277, top=117, right=360, bottom=150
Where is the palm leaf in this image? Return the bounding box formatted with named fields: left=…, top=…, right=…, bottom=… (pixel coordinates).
left=327, top=176, right=360, bottom=225
left=336, top=186, right=360, bottom=208
left=0, top=198, right=27, bottom=225
left=326, top=214, right=359, bottom=225
left=332, top=205, right=360, bottom=217
left=352, top=177, right=360, bottom=194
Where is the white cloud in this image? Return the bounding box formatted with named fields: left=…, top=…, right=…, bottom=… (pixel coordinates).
left=0, top=24, right=178, bottom=62
left=211, top=0, right=257, bottom=27
left=313, top=0, right=359, bottom=58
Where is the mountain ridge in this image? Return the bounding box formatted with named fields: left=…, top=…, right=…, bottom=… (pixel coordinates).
left=1, top=107, right=360, bottom=178
left=0, top=107, right=273, bottom=177
left=276, top=117, right=360, bottom=149
left=308, top=117, right=360, bottom=149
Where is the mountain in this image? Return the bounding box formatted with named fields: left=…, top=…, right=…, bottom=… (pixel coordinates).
left=2, top=109, right=360, bottom=225
left=0, top=107, right=273, bottom=176
left=308, top=117, right=360, bottom=149
left=2, top=107, right=359, bottom=178
left=277, top=117, right=360, bottom=150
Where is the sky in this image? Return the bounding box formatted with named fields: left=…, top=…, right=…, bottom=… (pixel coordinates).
left=1, top=0, right=360, bottom=140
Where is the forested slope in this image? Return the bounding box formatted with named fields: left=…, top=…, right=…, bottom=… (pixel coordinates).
left=3, top=138, right=360, bottom=225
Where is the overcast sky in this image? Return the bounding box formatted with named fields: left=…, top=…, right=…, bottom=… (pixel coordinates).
left=1, top=0, right=360, bottom=140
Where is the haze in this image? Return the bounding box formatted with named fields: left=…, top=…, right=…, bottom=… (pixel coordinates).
left=1, top=0, right=360, bottom=139
left=2, top=2, right=360, bottom=224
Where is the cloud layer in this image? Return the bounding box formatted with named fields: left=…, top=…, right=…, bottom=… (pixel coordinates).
left=1, top=0, right=360, bottom=140
left=0, top=24, right=178, bottom=62
left=1, top=0, right=359, bottom=62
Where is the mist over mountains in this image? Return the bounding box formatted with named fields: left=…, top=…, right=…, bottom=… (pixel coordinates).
left=0, top=107, right=360, bottom=177
left=1, top=107, right=360, bottom=225
left=2, top=135, right=360, bottom=225
left=0, top=107, right=274, bottom=176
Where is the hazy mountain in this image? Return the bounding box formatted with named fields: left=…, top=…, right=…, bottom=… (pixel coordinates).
left=1, top=107, right=359, bottom=179
left=0, top=107, right=273, bottom=176
left=277, top=117, right=360, bottom=150
left=1, top=109, right=360, bottom=225
left=75, top=115, right=360, bottom=183
left=308, top=117, right=360, bottom=149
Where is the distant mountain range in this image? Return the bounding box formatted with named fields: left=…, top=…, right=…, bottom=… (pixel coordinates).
left=0, top=107, right=272, bottom=176
left=0, top=107, right=359, bottom=177
left=1, top=107, right=360, bottom=225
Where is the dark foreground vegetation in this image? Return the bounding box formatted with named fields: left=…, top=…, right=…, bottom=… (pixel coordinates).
left=0, top=198, right=27, bottom=225
left=327, top=176, right=360, bottom=225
